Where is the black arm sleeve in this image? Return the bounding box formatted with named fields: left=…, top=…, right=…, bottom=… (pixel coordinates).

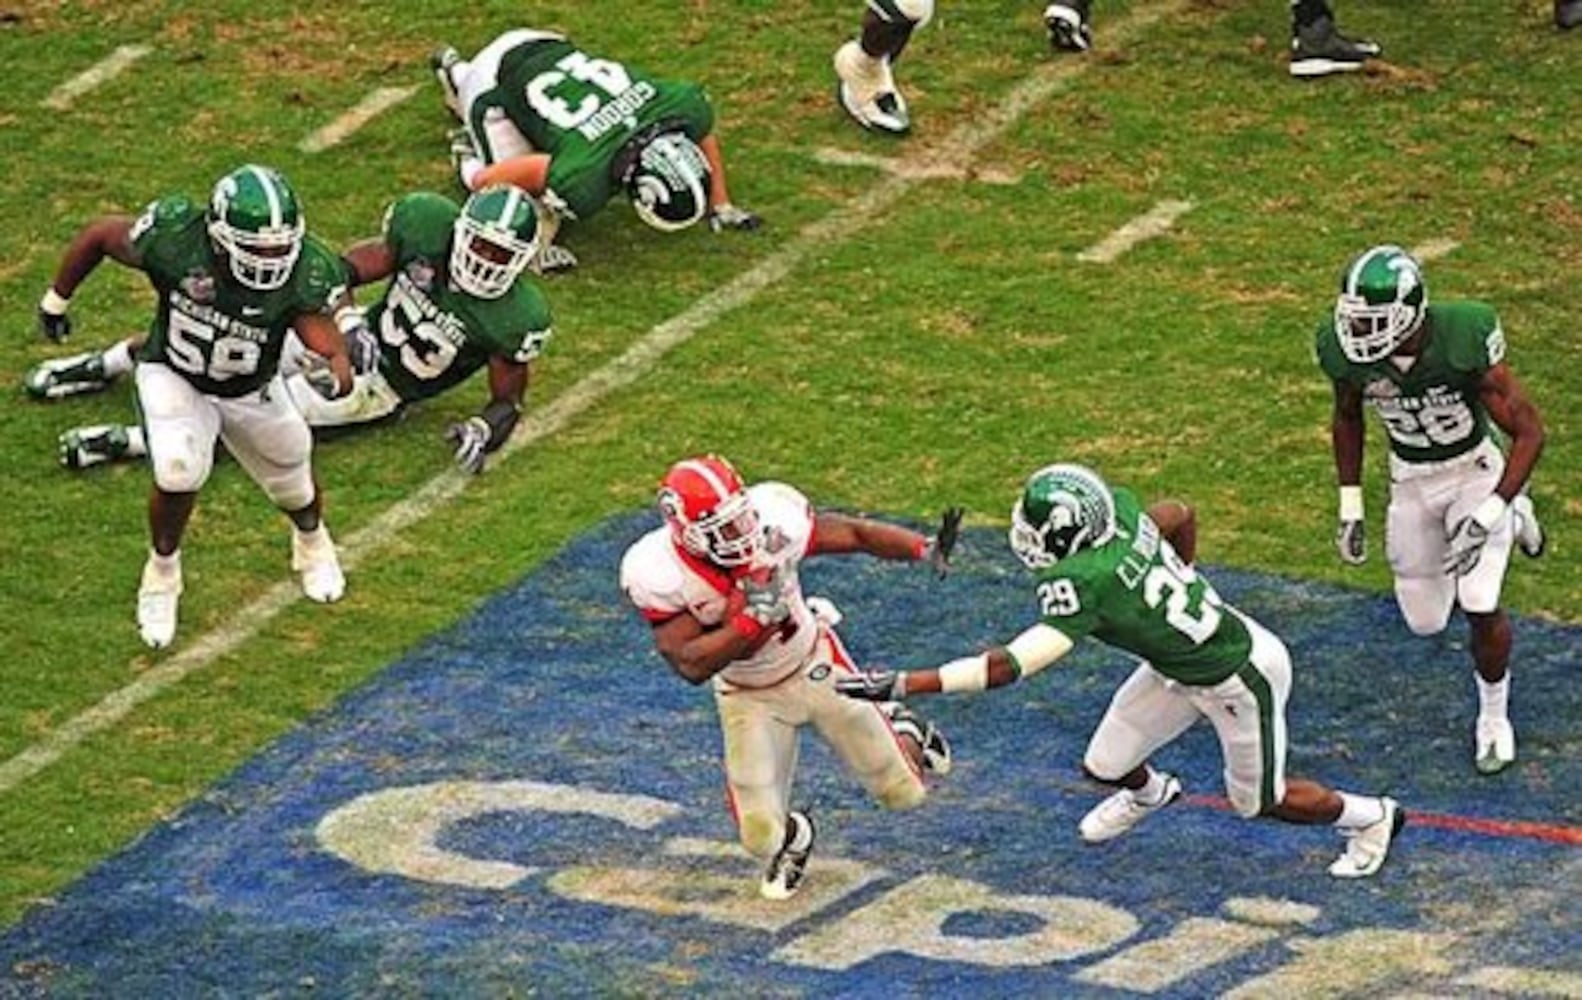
left=479, top=398, right=521, bottom=453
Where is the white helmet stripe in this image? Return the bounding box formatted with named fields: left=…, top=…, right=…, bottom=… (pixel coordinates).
left=1345, top=243, right=1406, bottom=296
left=246, top=164, right=283, bottom=228
left=676, top=459, right=732, bottom=503
left=495, top=186, right=523, bottom=227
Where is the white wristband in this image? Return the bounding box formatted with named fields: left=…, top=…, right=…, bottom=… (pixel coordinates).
left=40, top=288, right=71, bottom=316
left=937, top=654, right=990, bottom=694
left=334, top=305, right=366, bottom=333
left=1339, top=485, right=1364, bottom=522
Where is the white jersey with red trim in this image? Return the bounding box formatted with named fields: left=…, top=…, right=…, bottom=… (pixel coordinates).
left=620, top=481, right=820, bottom=687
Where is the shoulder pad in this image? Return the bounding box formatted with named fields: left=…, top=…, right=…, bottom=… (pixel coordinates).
left=619, top=531, right=689, bottom=616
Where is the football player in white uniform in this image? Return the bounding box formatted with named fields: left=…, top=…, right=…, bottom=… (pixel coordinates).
left=619, top=454, right=962, bottom=900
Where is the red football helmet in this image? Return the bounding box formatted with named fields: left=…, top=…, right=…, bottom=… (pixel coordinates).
left=658, top=454, right=762, bottom=567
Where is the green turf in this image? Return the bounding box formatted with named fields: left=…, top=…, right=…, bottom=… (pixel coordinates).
left=0, top=0, right=1576, bottom=926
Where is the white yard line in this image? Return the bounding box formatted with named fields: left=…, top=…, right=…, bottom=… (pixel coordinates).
left=0, top=0, right=1184, bottom=796
left=42, top=45, right=152, bottom=111
left=1077, top=199, right=1195, bottom=263
left=812, top=147, right=1022, bottom=185
left=1409, top=237, right=1460, bottom=262
left=299, top=85, right=421, bottom=154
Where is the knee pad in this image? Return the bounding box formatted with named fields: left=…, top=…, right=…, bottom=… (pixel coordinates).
left=877, top=0, right=934, bottom=28
left=1395, top=576, right=1454, bottom=635
left=876, top=776, right=926, bottom=811
left=151, top=447, right=211, bottom=494
left=738, top=811, right=783, bottom=860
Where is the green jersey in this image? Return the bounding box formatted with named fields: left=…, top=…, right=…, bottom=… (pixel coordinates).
left=131, top=196, right=345, bottom=398
left=1029, top=489, right=1250, bottom=686
left=1315, top=300, right=1505, bottom=464
left=365, top=192, right=553, bottom=404
left=479, top=34, right=714, bottom=221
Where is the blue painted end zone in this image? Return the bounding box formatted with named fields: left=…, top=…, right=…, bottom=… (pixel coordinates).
left=3, top=512, right=1578, bottom=996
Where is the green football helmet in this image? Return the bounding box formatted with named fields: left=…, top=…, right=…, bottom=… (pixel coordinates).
left=451, top=184, right=539, bottom=299
left=1333, top=244, right=1427, bottom=364
left=620, top=129, right=711, bottom=232
left=1009, top=463, right=1118, bottom=570
left=207, top=164, right=304, bottom=291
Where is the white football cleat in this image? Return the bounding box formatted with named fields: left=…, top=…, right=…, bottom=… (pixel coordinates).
left=760, top=811, right=816, bottom=901
left=1511, top=493, right=1545, bottom=559
left=1079, top=774, right=1182, bottom=843
left=833, top=40, right=910, bottom=135
left=137, top=555, right=183, bottom=650
left=292, top=527, right=346, bottom=603
left=1474, top=715, right=1517, bottom=775
left=1328, top=797, right=1404, bottom=878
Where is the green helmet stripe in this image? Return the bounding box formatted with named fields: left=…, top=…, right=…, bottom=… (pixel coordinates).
left=244, top=164, right=284, bottom=228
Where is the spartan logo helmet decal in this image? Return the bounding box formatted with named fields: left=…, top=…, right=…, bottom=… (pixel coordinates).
left=1009, top=463, right=1118, bottom=570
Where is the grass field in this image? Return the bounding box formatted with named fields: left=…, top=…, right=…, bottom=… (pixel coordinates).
left=1, top=0, right=1577, bottom=961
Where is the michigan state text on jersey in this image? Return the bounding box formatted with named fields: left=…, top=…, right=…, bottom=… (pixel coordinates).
left=364, top=191, right=552, bottom=405
left=1316, top=299, right=1506, bottom=466
left=131, top=194, right=345, bottom=397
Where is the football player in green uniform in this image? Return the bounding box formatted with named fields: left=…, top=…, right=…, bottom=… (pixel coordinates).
left=837, top=464, right=1405, bottom=879
left=34, top=186, right=551, bottom=479
left=33, top=165, right=359, bottom=649
left=431, top=28, right=760, bottom=272
left=1318, top=245, right=1547, bottom=775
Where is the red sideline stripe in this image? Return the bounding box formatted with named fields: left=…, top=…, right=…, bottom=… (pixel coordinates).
left=1182, top=793, right=1582, bottom=847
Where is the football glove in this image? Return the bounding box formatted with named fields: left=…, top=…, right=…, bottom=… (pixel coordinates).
left=924, top=506, right=965, bottom=578
left=300, top=353, right=346, bottom=400
left=835, top=669, right=905, bottom=702
left=738, top=563, right=792, bottom=626
left=338, top=307, right=380, bottom=375
left=1336, top=519, right=1366, bottom=565
left=707, top=203, right=761, bottom=233
left=1445, top=495, right=1507, bottom=577
left=445, top=417, right=492, bottom=475
left=37, top=289, right=72, bottom=343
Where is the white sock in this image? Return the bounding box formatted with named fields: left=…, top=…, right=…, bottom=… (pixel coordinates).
left=295, top=524, right=329, bottom=546
left=147, top=549, right=181, bottom=577
left=1335, top=792, right=1386, bottom=830
left=102, top=339, right=135, bottom=377
left=125, top=426, right=147, bottom=457
left=1476, top=672, right=1510, bottom=720
left=1134, top=767, right=1170, bottom=805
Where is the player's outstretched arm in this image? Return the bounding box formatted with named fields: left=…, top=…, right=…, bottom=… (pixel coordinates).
left=340, top=238, right=398, bottom=288
left=38, top=216, right=143, bottom=342
left=446, top=358, right=527, bottom=475
left=699, top=134, right=760, bottom=232
left=811, top=511, right=930, bottom=563
left=472, top=154, right=552, bottom=196
left=837, top=624, right=1074, bottom=701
